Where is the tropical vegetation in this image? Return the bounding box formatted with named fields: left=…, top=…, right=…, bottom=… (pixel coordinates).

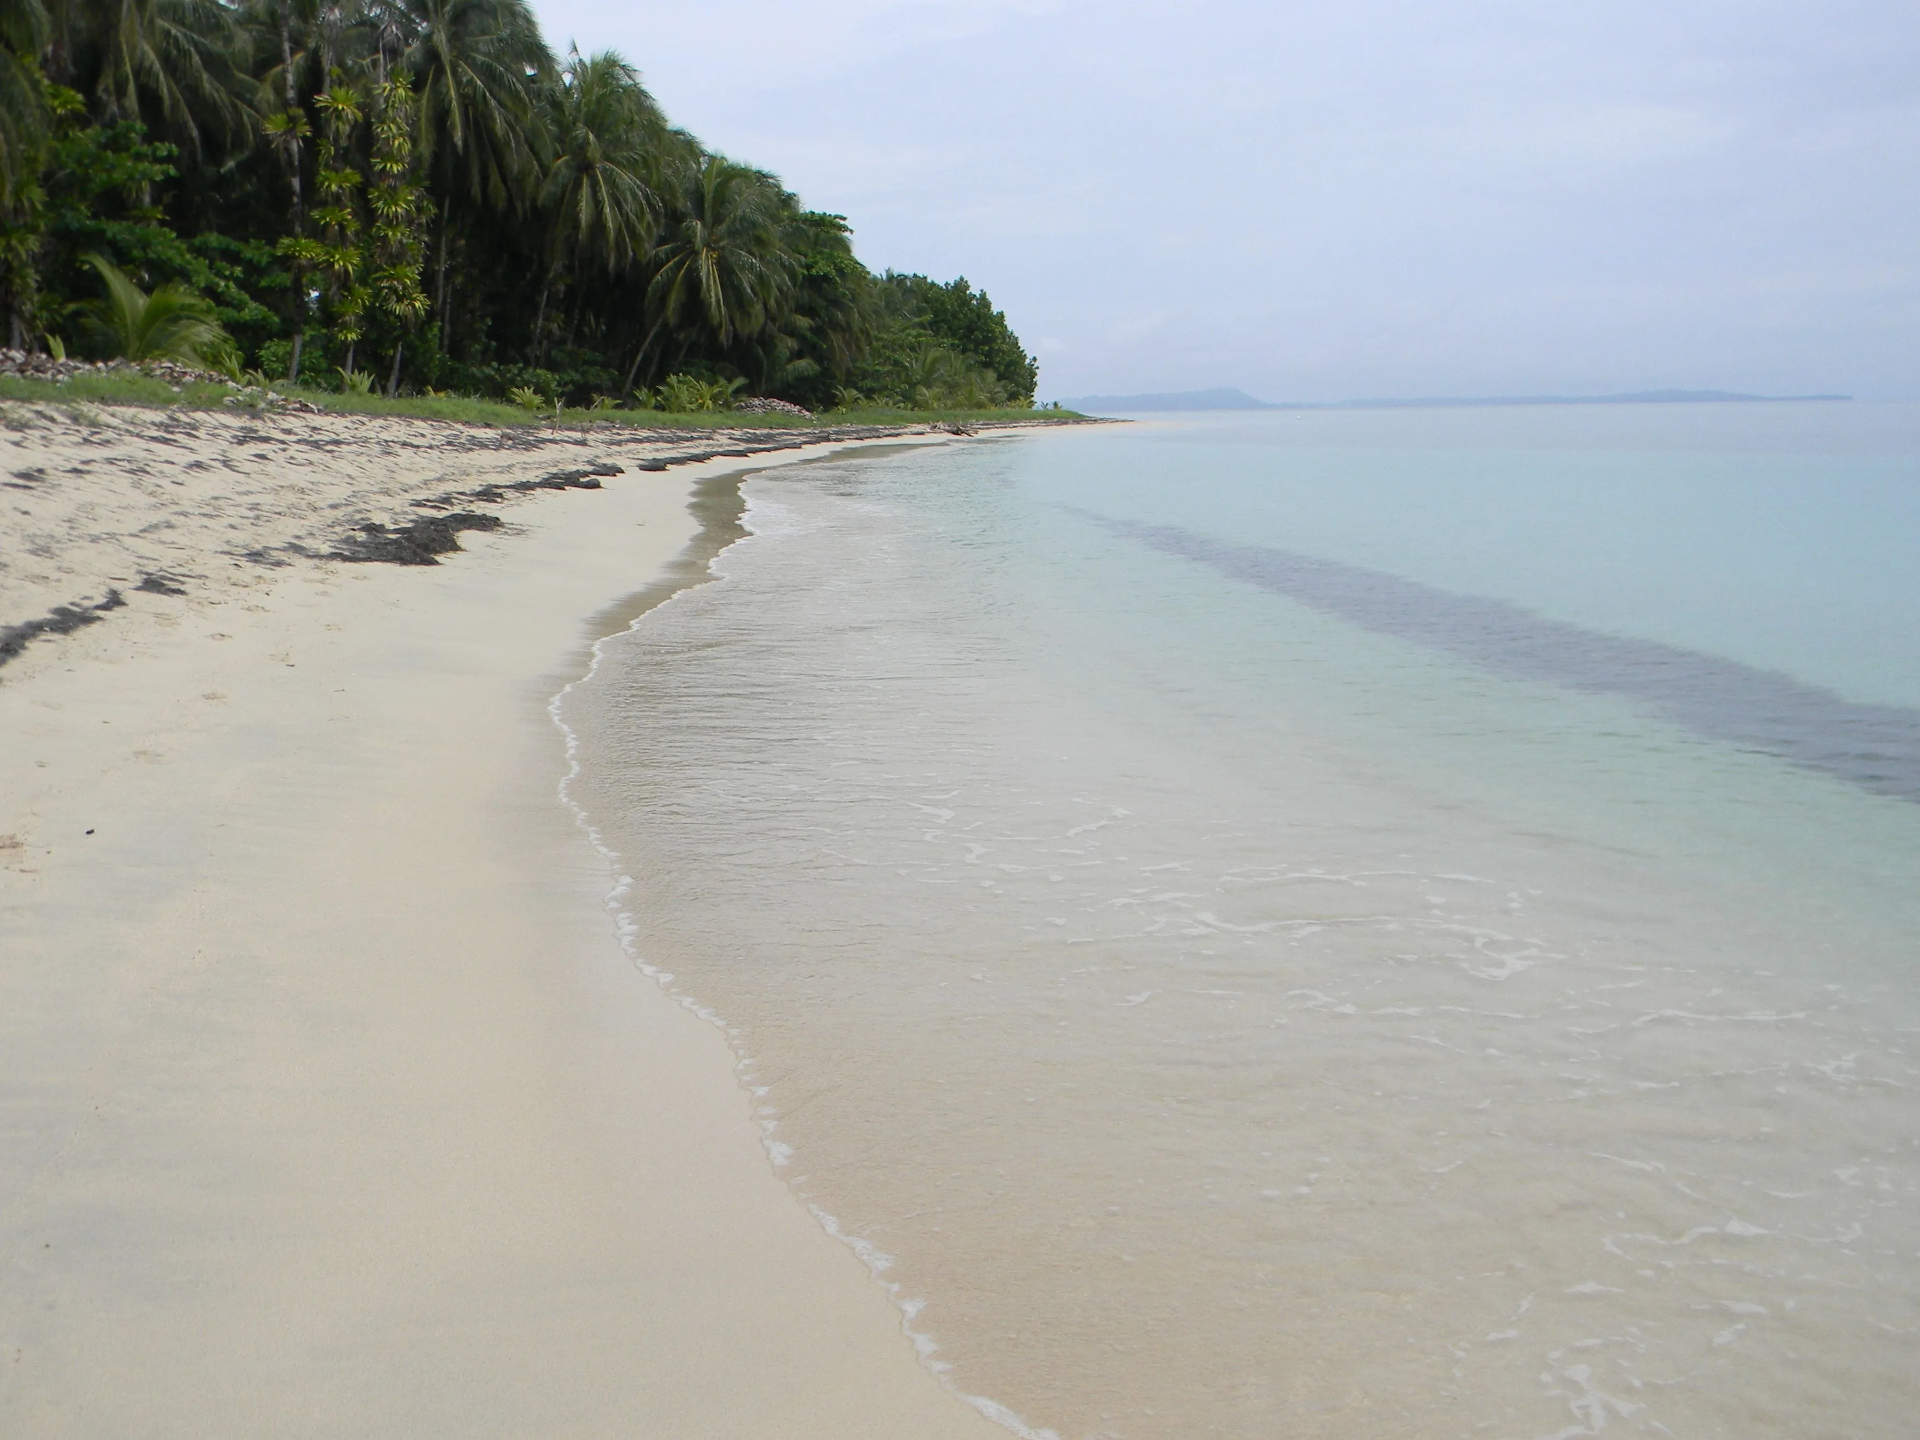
left=0, top=0, right=1038, bottom=413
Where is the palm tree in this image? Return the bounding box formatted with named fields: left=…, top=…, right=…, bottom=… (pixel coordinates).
left=0, top=0, right=48, bottom=212
left=545, top=50, right=666, bottom=269
left=750, top=207, right=872, bottom=402
left=366, top=0, right=549, bottom=348
left=243, top=0, right=320, bottom=378
left=60, top=0, right=248, bottom=160
left=0, top=0, right=47, bottom=351
left=529, top=47, right=665, bottom=355
left=378, top=0, right=549, bottom=207
left=901, top=337, right=962, bottom=408
left=75, top=252, right=229, bottom=362
left=627, top=155, right=790, bottom=393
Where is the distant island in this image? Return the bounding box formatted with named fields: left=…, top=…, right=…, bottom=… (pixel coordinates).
left=1054, top=387, right=1852, bottom=412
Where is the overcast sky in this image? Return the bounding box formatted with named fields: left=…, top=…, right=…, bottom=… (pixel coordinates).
left=527, top=1, right=1919, bottom=402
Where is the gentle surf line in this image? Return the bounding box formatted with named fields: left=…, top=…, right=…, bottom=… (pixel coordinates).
left=1070, top=507, right=1920, bottom=803
left=549, top=444, right=1057, bottom=1440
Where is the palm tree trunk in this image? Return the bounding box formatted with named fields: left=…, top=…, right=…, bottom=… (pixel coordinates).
left=3, top=257, right=26, bottom=351
left=621, top=313, right=669, bottom=396
left=386, top=341, right=403, bottom=397
left=280, top=0, right=306, bottom=383
left=565, top=270, right=583, bottom=347
left=46, top=4, right=70, bottom=84
left=433, top=205, right=450, bottom=350
left=531, top=259, right=558, bottom=362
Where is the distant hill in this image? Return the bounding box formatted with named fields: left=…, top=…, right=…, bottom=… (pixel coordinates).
left=1304, top=389, right=1852, bottom=408
left=1054, top=386, right=1850, bottom=412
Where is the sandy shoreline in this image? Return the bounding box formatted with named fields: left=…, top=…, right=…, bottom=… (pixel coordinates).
left=0, top=408, right=1012, bottom=1437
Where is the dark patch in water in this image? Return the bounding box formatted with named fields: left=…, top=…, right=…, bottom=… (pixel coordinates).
left=0, top=589, right=125, bottom=668
left=1077, top=510, right=1920, bottom=804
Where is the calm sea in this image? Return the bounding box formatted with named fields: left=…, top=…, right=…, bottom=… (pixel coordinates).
left=563, top=405, right=1920, bottom=1440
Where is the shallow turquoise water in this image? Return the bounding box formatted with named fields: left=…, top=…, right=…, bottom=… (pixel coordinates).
left=1047, top=406, right=1920, bottom=708
left=569, top=405, right=1920, bottom=1440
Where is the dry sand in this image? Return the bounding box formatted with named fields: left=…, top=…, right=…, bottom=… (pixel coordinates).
left=0, top=403, right=1010, bottom=1438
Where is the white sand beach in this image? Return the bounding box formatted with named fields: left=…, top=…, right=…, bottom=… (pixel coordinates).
left=0, top=404, right=1008, bottom=1439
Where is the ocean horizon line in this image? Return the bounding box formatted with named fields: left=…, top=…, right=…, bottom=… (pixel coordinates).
left=1053, top=385, right=1853, bottom=412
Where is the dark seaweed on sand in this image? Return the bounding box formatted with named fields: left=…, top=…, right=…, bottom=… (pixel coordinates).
left=0, top=590, right=125, bottom=668
left=331, top=512, right=505, bottom=565
left=409, top=465, right=623, bottom=511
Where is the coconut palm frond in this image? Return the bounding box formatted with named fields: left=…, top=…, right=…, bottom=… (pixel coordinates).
left=76, top=253, right=230, bottom=363
left=0, top=0, right=49, bottom=208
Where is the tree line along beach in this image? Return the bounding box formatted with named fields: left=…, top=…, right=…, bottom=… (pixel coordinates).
left=0, top=0, right=1045, bottom=418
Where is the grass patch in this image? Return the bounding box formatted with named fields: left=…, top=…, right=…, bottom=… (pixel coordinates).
left=0, top=372, right=1091, bottom=430
left=287, top=385, right=569, bottom=426
left=1, top=371, right=237, bottom=409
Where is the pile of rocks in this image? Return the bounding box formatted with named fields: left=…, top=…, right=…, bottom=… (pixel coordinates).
left=0, top=349, right=231, bottom=386
left=733, top=396, right=815, bottom=418
left=1, top=348, right=326, bottom=413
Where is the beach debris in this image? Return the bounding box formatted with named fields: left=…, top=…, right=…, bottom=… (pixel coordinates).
left=331, top=512, right=504, bottom=565
left=1, top=349, right=227, bottom=386
left=222, top=388, right=327, bottom=415
left=325, top=434, right=872, bottom=567
left=733, top=396, right=815, bottom=418
left=409, top=463, right=622, bottom=510
left=343, top=463, right=627, bottom=563
left=535, top=464, right=623, bottom=487
left=0, top=589, right=126, bottom=669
